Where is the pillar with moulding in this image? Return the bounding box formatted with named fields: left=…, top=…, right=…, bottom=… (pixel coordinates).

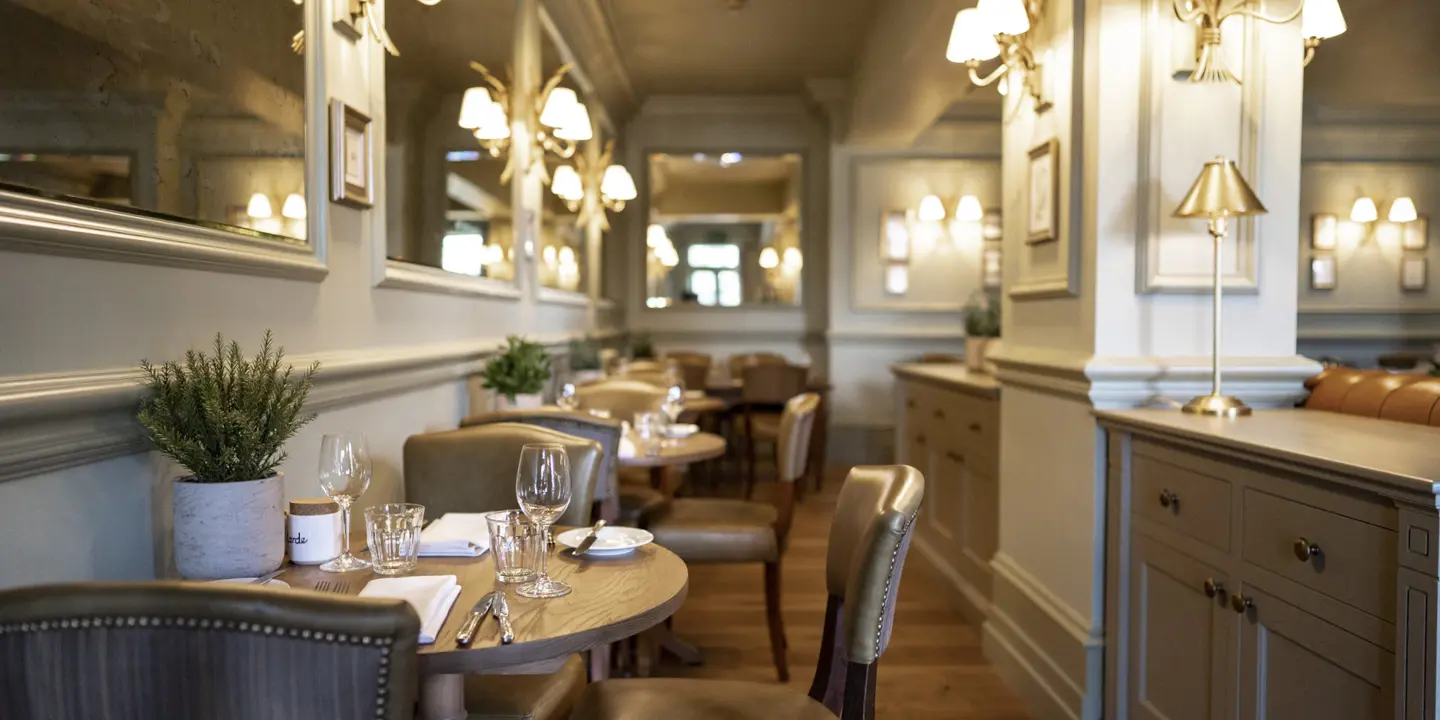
left=968, top=0, right=1320, bottom=716
left=512, top=0, right=543, bottom=304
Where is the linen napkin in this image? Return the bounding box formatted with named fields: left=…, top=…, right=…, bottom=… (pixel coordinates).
left=419, top=513, right=492, bottom=557
left=358, top=575, right=460, bottom=644
left=618, top=421, right=637, bottom=459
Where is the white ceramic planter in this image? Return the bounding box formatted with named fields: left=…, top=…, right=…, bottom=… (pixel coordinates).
left=570, top=369, right=605, bottom=385
left=965, top=337, right=992, bottom=373
left=172, top=473, right=286, bottom=580
left=496, top=392, right=544, bottom=411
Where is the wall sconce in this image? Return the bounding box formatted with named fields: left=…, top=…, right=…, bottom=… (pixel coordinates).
left=946, top=0, right=1051, bottom=112
left=782, top=247, right=804, bottom=272
left=281, top=193, right=307, bottom=220
left=246, top=193, right=273, bottom=219
left=759, top=247, right=779, bottom=269
left=292, top=0, right=443, bottom=56
left=647, top=224, right=679, bottom=267
left=1390, top=197, right=1419, bottom=224
left=1349, top=196, right=1378, bottom=224
left=1172, top=0, right=1344, bottom=82
left=550, top=141, right=637, bottom=228
left=1301, top=0, right=1346, bottom=66
left=1348, top=196, right=1422, bottom=245
left=460, top=62, right=593, bottom=183
left=911, top=193, right=985, bottom=249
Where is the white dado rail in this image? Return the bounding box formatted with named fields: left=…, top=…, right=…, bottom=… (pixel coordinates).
left=0, top=331, right=616, bottom=484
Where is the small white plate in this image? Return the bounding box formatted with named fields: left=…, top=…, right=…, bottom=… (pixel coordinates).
left=556, top=526, right=654, bottom=555
left=209, top=577, right=291, bottom=589
left=661, top=423, right=700, bottom=439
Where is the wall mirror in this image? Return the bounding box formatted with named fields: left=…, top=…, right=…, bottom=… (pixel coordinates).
left=537, top=30, right=586, bottom=295
left=645, top=152, right=803, bottom=308
left=0, top=0, right=308, bottom=244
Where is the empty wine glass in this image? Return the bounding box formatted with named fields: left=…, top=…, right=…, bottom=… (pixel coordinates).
left=515, top=443, right=572, bottom=599
left=318, top=432, right=372, bottom=572
left=634, top=411, right=665, bottom=458
left=557, top=382, right=579, bottom=411
left=661, top=385, right=686, bottom=446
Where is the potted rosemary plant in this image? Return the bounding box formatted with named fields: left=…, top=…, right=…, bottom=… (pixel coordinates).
left=137, top=332, right=318, bottom=579
left=483, top=335, right=552, bottom=410
left=963, top=291, right=1002, bottom=372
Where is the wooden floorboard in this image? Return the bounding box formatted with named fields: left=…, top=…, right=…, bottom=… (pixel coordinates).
left=655, top=467, right=1033, bottom=719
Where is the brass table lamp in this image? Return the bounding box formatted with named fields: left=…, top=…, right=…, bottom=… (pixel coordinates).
left=1173, top=156, right=1267, bottom=417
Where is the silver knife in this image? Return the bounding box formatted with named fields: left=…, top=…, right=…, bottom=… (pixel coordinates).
left=575, top=520, right=607, bottom=555
left=454, top=593, right=495, bottom=647
left=491, top=591, right=515, bottom=645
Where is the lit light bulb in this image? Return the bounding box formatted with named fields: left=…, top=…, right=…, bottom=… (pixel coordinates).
left=782, top=247, right=803, bottom=271
left=559, top=246, right=577, bottom=266
left=551, top=165, right=584, bottom=201
left=458, top=87, right=493, bottom=129
left=246, top=193, right=273, bottom=219
left=281, top=193, right=306, bottom=220
left=554, top=102, right=593, bottom=142
left=1389, top=197, right=1418, bottom=224
left=1302, top=0, right=1347, bottom=40
left=956, top=195, right=984, bottom=222
left=946, top=8, right=1001, bottom=63
left=538, top=87, right=580, bottom=130
left=1350, top=197, right=1378, bottom=223
left=600, top=165, right=637, bottom=201
left=543, top=245, right=558, bottom=266
left=647, top=224, right=669, bottom=248
left=472, top=103, right=511, bottom=141
left=759, top=247, right=779, bottom=269
left=917, top=195, right=946, bottom=222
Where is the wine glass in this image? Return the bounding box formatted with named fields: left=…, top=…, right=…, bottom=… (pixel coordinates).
left=557, top=382, right=579, bottom=411
left=318, top=432, right=372, bottom=572
left=515, top=443, right=572, bottom=599
left=661, top=385, right=686, bottom=446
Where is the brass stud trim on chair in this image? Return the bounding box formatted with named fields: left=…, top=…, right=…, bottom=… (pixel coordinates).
left=874, top=510, right=921, bottom=651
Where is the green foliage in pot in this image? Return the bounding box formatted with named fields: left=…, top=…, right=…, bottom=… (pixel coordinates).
left=964, top=291, right=1002, bottom=339
left=483, top=335, right=552, bottom=401
left=568, top=335, right=602, bottom=372
left=630, top=332, right=655, bottom=360
left=137, top=332, right=319, bottom=484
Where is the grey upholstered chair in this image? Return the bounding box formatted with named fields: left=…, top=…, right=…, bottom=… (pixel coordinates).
left=0, top=581, right=420, bottom=720
left=645, top=393, right=821, bottom=682
left=573, top=463, right=925, bottom=719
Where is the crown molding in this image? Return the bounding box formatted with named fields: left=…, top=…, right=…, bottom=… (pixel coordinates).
left=539, top=0, right=637, bottom=128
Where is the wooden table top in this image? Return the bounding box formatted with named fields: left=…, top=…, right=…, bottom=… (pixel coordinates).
left=617, top=431, right=726, bottom=468
left=704, top=378, right=833, bottom=395
left=683, top=395, right=727, bottom=414
left=277, top=541, right=688, bottom=675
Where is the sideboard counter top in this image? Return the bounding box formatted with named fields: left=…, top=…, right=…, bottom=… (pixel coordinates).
left=891, top=364, right=1000, bottom=400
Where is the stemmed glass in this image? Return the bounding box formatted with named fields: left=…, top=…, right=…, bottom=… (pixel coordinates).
left=661, top=385, right=686, bottom=445
left=557, top=382, right=579, bottom=411
left=318, top=432, right=372, bottom=572
left=515, top=443, right=572, bottom=599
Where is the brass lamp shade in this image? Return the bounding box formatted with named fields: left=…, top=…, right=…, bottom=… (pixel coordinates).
left=1173, top=157, right=1268, bottom=219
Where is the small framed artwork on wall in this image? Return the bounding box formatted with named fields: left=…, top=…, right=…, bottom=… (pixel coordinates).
left=1310, top=256, right=1337, bottom=290
left=1402, top=257, right=1428, bottom=291
left=1311, top=214, right=1338, bottom=250
left=331, top=99, right=374, bottom=208
left=1027, top=139, right=1059, bottom=244
left=1402, top=217, right=1429, bottom=251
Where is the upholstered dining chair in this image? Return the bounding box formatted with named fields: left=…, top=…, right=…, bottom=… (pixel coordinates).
left=573, top=464, right=925, bottom=720
left=403, top=423, right=602, bottom=720
left=0, top=581, right=420, bottom=720
left=737, top=362, right=811, bottom=499
left=624, top=359, right=662, bottom=373
left=645, top=393, right=820, bottom=683
left=671, top=356, right=712, bottom=393
left=727, top=351, right=788, bottom=379
left=573, top=380, right=668, bottom=424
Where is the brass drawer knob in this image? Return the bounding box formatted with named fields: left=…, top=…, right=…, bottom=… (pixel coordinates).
left=1293, top=537, right=1322, bottom=562
left=946, top=450, right=965, bottom=463
left=968, top=422, right=982, bottom=433
left=1230, top=593, right=1253, bottom=613
left=1158, top=489, right=1180, bottom=511
left=934, top=409, right=945, bottom=419
left=1203, top=578, right=1225, bottom=598
left=916, top=434, right=927, bottom=445
left=907, top=399, right=916, bottom=408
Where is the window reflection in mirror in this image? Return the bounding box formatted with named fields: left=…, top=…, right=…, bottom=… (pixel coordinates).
left=645, top=153, right=802, bottom=308
left=0, top=0, right=308, bottom=243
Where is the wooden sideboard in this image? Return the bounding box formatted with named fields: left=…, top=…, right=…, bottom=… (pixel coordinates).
left=1100, top=409, right=1440, bottom=720
left=893, top=363, right=1001, bottom=626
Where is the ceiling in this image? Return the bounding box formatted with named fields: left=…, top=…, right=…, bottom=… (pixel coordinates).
left=1303, top=0, right=1440, bottom=114
left=650, top=153, right=799, bottom=187
left=387, top=0, right=565, bottom=95
left=601, top=0, right=882, bottom=94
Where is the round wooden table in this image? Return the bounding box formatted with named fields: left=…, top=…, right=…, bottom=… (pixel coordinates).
left=617, top=430, right=726, bottom=469
left=278, top=542, right=688, bottom=720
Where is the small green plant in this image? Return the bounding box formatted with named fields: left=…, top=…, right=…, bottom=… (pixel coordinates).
left=630, top=332, right=655, bottom=360
left=964, top=291, right=1002, bottom=338
left=483, top=335, right=552, bottom=401
left=568, top=335, right=602, bottom=372
left=137, top=332, right=319, bottom=484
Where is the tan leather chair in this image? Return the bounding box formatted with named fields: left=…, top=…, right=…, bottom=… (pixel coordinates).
left=726, top=351, right=787, bottom=379
left=0, top=581, right=420, bottom=719
left=671, top=356, right=712, bottom=392
left=737, top=363, right=810, bottom=499
left=646, top=393, right=820, bottom=682
left=574, top=380, right=667, bottom=424
left=573, top=464, right=926, bottom=720
left=615, top=369, right=671, bottom=389
left=1304, top=368, right=1440, bottom=426
left=624, top=360, right=662, bottom=373
left=403, top=423, right=600, bottom=719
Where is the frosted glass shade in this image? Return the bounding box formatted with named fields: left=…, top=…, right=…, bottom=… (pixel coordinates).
left=759, top=247, right=779, bottom=269
left=946, top=9, right=1001, bottom=63
left=1302, top=0, right=1347, bottom=39
left=281, top=193, right=306, bottom=220
left=472, top=103, right=511, bottom=141
left=246, top=193, right=272, bottom=219
left=647, top=224, right=669, bottom=249
left=458, top=87, right=493, bottom=129
left=601, top=165, right=638, bottom=201
left=542, top=245, right=557, bottom=266
left=559, top=246, right=577, bottom=265
left=1390, top=197, right=1419, bottom=224
left=1350, top=197, right=1379, bottom=223
left=917, top=194, right=947, bottom=222
left=956, top=195, right=984, bottom=222
left=980, top=0, right=1031, bottom=36
left=782, top=247, right=803, bottom=271
left=555, top=102, right=593, bottom=141
left=551, top=165, right=584, bottom=201
left=539, top=87, right=580, bottom=129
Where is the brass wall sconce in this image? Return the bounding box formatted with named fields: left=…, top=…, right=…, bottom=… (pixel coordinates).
left=459, top=62, right=593, bottom=184
left=292, top=0, right=444, bottom=56
left=1172, top=0, right=1346, bottom=82
left=1173, top=156, right=1268, bottom=417
left=946, top=0, right=1051, bottom=112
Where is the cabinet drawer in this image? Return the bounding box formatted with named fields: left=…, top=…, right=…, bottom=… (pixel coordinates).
left=930, top=391, right=999, bottom=465
left=1133, top=454, right=1233, bottom=552
left=1242, top=489, right=1396, bottom=622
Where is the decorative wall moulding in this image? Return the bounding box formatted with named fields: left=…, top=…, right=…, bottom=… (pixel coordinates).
left=377, top=259, right=524, bottom=300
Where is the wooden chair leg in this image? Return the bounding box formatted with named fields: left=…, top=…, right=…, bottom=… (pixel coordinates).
left=764, top=561, right=789, bottom=683
left=743, top=422, right=757, bottom=501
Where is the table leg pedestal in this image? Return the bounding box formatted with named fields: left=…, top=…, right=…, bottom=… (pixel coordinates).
left=421, top=674, right=466, bottom=720
left=658, top=625, right=704, bottom=665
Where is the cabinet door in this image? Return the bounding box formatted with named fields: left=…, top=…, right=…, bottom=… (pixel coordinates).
left=1129, top=533, right=1234, bottom=720
left=920, top=442, right=963, bottom=558
left=1235, top=586, right=1392, bottom=720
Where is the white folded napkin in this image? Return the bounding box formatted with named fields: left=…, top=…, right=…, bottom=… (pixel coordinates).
left=419, top=513, right=492, bottom=557
left=359, top=575, right=461, bottom=644
left=618, top=421, right=637, bottom=459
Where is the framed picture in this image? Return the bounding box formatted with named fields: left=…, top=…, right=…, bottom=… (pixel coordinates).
left=1402, top=217, right=1429, bottom=251
left=1026, top=139, right=1059, bottom=244
left=881, top=210, right=910, bottom=262
left=982, top=247, right=1003, bottom=289
left=1311, top=214, right=1338, bottom=250
left=982, top=210, right=1003, bottom=240
left=1310, top=256, right=1336, bottom=290
left=331, top=99, right=373, bottom=208
left=883, top=263, right=909, bottom=296
left=1402, top=257, right=1428, bottom=291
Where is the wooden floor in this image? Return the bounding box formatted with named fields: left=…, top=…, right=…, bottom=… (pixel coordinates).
left=655, top=467, right=1033, bottom=719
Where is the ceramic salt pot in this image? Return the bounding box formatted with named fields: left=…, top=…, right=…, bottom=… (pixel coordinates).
left=288, top=498, right=342, bottom=565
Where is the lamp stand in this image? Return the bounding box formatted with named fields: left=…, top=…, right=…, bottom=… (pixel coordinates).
left=1182, top=215, right=1252, bottom=417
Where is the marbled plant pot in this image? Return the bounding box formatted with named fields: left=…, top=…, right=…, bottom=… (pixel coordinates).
left=172, top=473, right=286, bottom=580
